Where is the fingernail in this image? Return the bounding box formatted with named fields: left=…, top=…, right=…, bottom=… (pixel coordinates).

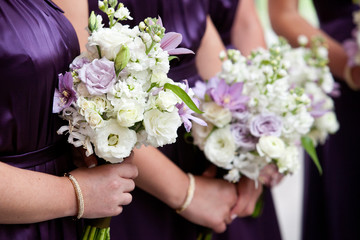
left=231, top=214, right=237, bottom=220
left=88, top=164, right=96, bottom=168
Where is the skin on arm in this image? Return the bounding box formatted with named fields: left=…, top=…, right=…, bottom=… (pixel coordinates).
left=269, top=0, right=354, bottom=82
left=231, top=0, right=266, bottom=55
left=0, top=158, right=137, bottom=223
left=53, top=0, right=89, bottom=52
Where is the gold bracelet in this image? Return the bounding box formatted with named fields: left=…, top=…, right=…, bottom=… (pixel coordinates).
left=64, top=173, right=84, bottom=219
left=344, top=65, right=360, bottom=91
left=176, top=173, right=195, bottom=214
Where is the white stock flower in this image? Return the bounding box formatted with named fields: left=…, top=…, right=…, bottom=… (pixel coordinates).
left=150, top=71, right=172, bottom=86
left=315, top=112, right=339, bottom=134
left=143, top=108, right=182, bottom=147
left=115, top=99, right=144, bottom=127
left=114, top=6, right=133, bottom=20
left=93, top=119, right=137, bottom=163
left=202, top=102, right=232, bottom=128
left=277, top=146, right=300, bottom=174
left=256, top=136, right=285, bottom=160
left=204, top=127, right=236, bottom=169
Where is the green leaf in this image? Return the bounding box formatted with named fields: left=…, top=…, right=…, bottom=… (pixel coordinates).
left=163, top=83, right=203, bottom=114
left=168, top=56, right=179, bottom=62
left=114, top=45, right=130, bottom=76
left=301, top=136, right=323, bottom=175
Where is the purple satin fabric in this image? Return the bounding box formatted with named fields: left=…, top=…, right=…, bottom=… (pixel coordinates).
left=209, top=1, right=281, bottom=240
left=302, top=1, right=360, bottom=240
left=0, top=0, right=83, bottom=238
left=89, top=0, right=209, bottom=239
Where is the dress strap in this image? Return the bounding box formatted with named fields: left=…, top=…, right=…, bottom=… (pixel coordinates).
left=0, top=140, right=70, bottom=168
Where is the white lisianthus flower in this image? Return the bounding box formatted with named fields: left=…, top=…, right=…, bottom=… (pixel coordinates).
left=115, top=100, right=144, bottom=127
left=277, top=146, right=300, bottom=174
left=84, top=108, right=104, bottom=128
left=202, top=102, right=232, bottom=128
left=204, top=127, right=236, bottom=169
left=155, top=90, right=180, bottom=112
left=93, top=120, right=137, bottom=163
left=191, top=120, right=214, bottom=151
left=143, top=108, right=182, bottom=147
left=256, top=136, right=285, bottom=160
left=315, top=112, right=339, bottom=134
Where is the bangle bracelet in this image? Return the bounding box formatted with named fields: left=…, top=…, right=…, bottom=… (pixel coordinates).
left=176, top=173, right=195, bottom=214
left=344, top=65, right=360, bottom=91
left=64, top=173, right=84, bottom=219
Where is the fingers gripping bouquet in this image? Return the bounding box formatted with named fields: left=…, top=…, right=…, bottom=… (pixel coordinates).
left=191, top=40, right=338, bottom=184
left=52, top=1, right=202, bottom=239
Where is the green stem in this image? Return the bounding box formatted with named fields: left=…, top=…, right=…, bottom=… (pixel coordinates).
left=82, top=225, right=91, bottom=240
left=88, top=227, right=97, bottom=240
left=146, top=41, right=156, bottom=55
left=96, top=45, right=102, bottom=59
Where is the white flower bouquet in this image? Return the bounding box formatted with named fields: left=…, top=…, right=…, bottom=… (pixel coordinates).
left=52, top=1, right=202, bottom=239
left=191, top=39, right=337, bottom=183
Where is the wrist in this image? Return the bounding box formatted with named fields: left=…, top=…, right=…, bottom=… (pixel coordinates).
left=60, top=175, right=79, bottom=218
left=175, top=173, right=196, bottom=213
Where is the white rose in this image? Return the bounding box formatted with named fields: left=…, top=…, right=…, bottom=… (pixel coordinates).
left=77, top=97, right=97, bottom=116
left=88, top=27, right=132, bottom=60
left=277, top=146, right=300, bottom=174
left=115, top=100, right=144, bottom=127
left=315, top=112, right=339, bottom=134
left=93, top=119, right=137, bottom=163
left=143, top=108, right=182, bottom=147
left=84, top=108, right=104, bottom=128
left=204, top=127, right=236, bottom=169
left=155, top=90, right=180, bottom=112
left=202, top=102, right=232, bottom=128
left=256, top=136, right=285, bottom=160
left=191, top=120, right=214, bottom=151
left=91, top=96, right=112, bottom=114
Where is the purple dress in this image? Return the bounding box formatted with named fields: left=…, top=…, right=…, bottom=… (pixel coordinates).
left=89, top=0, right=210, bottom=239
left=302, top=1, right=360, bottom=240
left=0, top=0, right=83, bottom=239
left=209, top=1, right=282, bottom=240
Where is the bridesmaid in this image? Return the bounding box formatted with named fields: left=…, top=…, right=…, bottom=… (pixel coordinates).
left=0, top=0, right=137, bottom=239
left=269, top=0, right=360, bottom=239
left=85, top=0, right=263, bottom=239
left=207, top=0, right=282, bottom=239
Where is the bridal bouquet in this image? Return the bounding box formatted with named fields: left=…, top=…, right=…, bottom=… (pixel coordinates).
left=191, top=39, right=336, bottom=183
left=52, top=1, right=201, bottom=239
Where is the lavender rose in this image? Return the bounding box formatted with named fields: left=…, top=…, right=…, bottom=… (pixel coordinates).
left=250, top=114, right=282, bottom=137
left=70, top=56, right=90, bottom=71
left=230, top=123, right=257, bottom=150
left=78, top=57, right=116, bottom=95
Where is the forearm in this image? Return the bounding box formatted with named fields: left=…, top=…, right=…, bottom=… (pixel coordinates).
left=231, top=0, right=266, bottom=55
left=269, top=0, right=347, bottom=79
left=132, top=146, right=189, bottom=209
left=196, top=16, right=227, bottom=80
left=0, top=162, right=76, bottom=223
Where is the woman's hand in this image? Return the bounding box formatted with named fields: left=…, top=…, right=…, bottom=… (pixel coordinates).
left=69, top=155, right=138, bottom=218
left=179, top=176, right=237, bottom=233
left=230, top=176, right=263, bottom=218
left=259, top=164, right=284, bottom=187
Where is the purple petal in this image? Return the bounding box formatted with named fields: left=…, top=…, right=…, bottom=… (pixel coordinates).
left=193, top=81, right=207, bottom=99
left=161, top=32, right=182, bottom=51
left=187, top=114, right=207, bottom=126
left=167, top=48, right=195, bottom=55
left=156, top=16, right=163, bottom=27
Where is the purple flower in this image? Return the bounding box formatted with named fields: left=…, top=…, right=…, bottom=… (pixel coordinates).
left=343, top=38, right=358, bottom=67
left=177, top=101, right=207, bottom=132
left=329, top=82, right=341, bottom=98
left=192, top=81, right=207, bottom=99
left=78, top=57, right=116, bottom=96
left=52, top=72, right=77, bottom=113
left=161, top=32, right=194, bottom=55
left=309, top=97, right=329, bottom=118
left=208, top=78, right=249, bottom=111
left=69, top=56, right=90, bottom=71
left=230, top=123, right=257, bottom=150
left=249, top=113, right=282, bottom=137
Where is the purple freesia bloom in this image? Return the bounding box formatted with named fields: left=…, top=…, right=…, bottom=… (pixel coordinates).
left=208, top=78, right=249, bottom=111
left=231, top=123, right=257, bottom=150
left=53, top=72, right=77, bottom=113
left=161, top=32, right=194, bottom=55
left=249, top=113, right=282, bottom=137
